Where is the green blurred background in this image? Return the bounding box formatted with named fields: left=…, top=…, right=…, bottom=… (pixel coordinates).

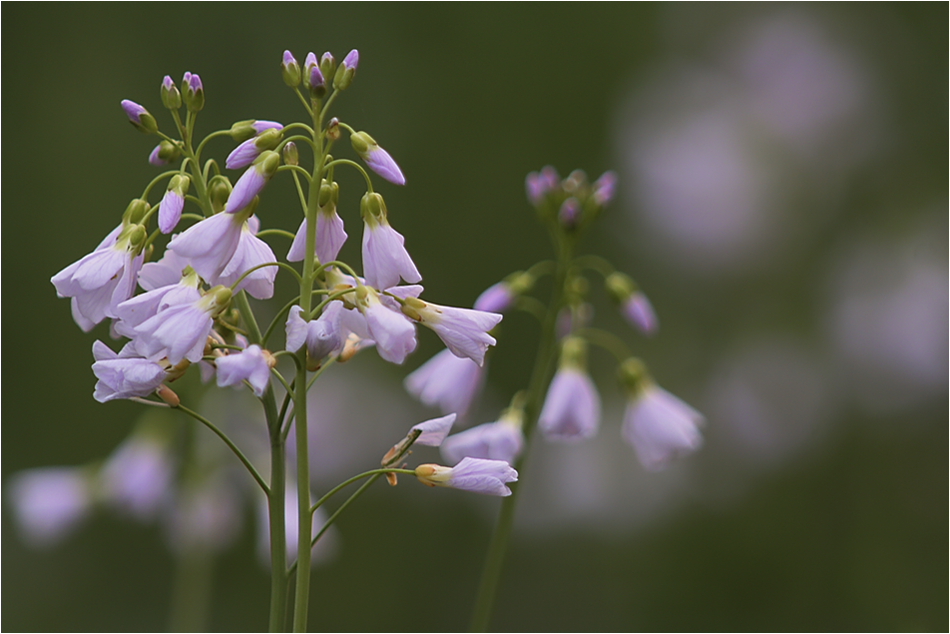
left=3, top=3, right=947, bottom=631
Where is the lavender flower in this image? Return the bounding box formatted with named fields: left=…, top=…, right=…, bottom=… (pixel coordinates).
left=215, top=219, right=278, bottom=300
left=100, top=433, right=174, bottom=520
left=474, top=282, right=516, bottom=313
left=623, top=384, right=704, bottom=471
left=216, top=344, right=273, bottom=397
left=160, top=75, right=181, bottom=109
left=411, top=413, right=457, bottom=447
left=226, top=127, right=283, bottom=170
left=414, top=457, right=518, bottom=496
left=622, top=291, right=658, bottom=335
left=405, top=348, right=485, bottom=416
left=91, top=340, right=168, bottom=402
left=7, top=467, right=93, bottom=546
left=51, top=225, right=146, bottom=330
left=182, top=71, right=204, bottom=111
left=285, top=303, right=343, bottom=363
left=286, top=210, right=348, bottom=265
left=361, top=193, right=421, bottom=289
left=113, top=274, right=201, bottom=340
left=538, top=337, right=601, bottom=441
left=131, top=286, right=231, bottom=365
left=167, top=211, right=245, bottom=284
left=592, top=170, right=617, bottom=206
left=400, top=298, right=502, bottom=366
left=158, top=175, right=189, bottom=234
left=225, top=151, right=280, bottom=215
left=138, top=248, right=191, bottom=291
left=351, top=131, right=405, bottom=185
left=333, top=49, right=359, bottom=90
left=357, top=288, right=417, bottom=364
left=441, top=413, right=524, bottom=466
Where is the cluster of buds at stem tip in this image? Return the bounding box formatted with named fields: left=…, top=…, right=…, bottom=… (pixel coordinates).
left=524, top=166, right=618, bottom=229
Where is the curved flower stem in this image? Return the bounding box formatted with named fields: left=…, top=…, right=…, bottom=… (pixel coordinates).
left=469, top=230, right=575, bottom=633
left=175, top=403, right=269, bottom=494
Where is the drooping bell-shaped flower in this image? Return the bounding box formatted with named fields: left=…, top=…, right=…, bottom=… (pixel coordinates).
left=354, top=286, right=417, bottom=365
left=538, top=337, right=601, bottom=442
left=132, top=286, right=232, bottom=365
left=441, top=407, right=524, bottom=466
left=414, top=457, right=518, bottom=496
left=216, top=344, right=273, bottom=397
left=225, top=151, right=280, bottom=215
left=399, top=297, right=502, bottom=366
left=113, top=269, right=201, bottom=339
left=351, top=131, right=405, bottom=185
left=167, top=210, right=246, bottom=285
left=360, top=192, right=421, bottom=290
left=285, top=302, right=344, bottom=364
left=619, top=358, right=703, bottom=471
left=215, top=217, right=278, bottom=300
left=51, top=223, right=147, bottom=330
left=91, top=340, right=168, bottom=402
left=404, top=348, right=485, bottom=417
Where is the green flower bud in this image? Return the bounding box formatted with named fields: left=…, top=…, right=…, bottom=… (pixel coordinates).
left=229, top=119, right=257, bottom=143
left=559, top=336, right=588, bottom=370
left=282, top=50, right=302, bottom=87
left=160, top=76, right=181, bottom=110
left=318, top=179, right=338, bottom=207
left=123, top=198, right=150, bottom=225
left=208, top=175, right=232, bottom=214
left=283, top=141, right=299, bottom=166
left=605, top=272, right=636, bottom=304
left=326, top=117, right=341, bottom=141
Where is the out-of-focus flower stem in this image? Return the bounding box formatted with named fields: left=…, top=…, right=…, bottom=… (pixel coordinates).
left=469, top=232, right=576, bottom=632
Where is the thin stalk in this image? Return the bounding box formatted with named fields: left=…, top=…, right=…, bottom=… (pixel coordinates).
left=469, top=233, right=575, bottom=632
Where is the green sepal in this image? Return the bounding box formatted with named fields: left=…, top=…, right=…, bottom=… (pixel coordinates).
left=123, top=198, right=150, bottom=225
left=209, top=175, right=232, bottom=214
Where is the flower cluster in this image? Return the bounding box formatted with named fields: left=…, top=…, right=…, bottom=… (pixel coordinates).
left=406, top=166, right=704, bottom=472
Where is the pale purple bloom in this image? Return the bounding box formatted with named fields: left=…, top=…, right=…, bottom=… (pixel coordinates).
left=411, top=413, right=457, bottom=447
left=100, top=435, right=173, bottom=520
left=361, top=217, right=421, bottom=290
left=7, top=467, right=93, bottom=546
left=91, top=340, right=168, bottom=402
left=225, top=151, right=279, bottom=215
left=216, top=221, right=278, bottom=300
left=168, top=211, right=244, bottom=284
left=351, top=132, right=405, bottom=185
left=405, top=348, right=485, bottom=416
left=51, top=229, right=145, bottom=329
left=441, top=419, right=524, bottom=465
left=285, top=302, right=343, bottom=361
left=592, top=170, right=617, bottom=206
left=623, top=385, right=704, bottom=471
left=226, top=138, right=265, bottom=170
left=113, top=278, right=201, bottom=339
left=216, top=344, right=272, bottom=397
left=158, top=188, right=185, bottom=234
left=623, top=291, right=658, bottom=335
left=138, top=248, right=191, bottom=291
left=525, top=171, right=546, bottom=205
left=415, top=457, right=518, bottom=496
left=165, top=474, right=241, bottom=555
left=473, top=282, right=516, bottom=313
left=538, top=367, right=601, bottom=441
left=132, top=290, right=228, bottom=365
left=403, top=300, right=502, bottom=366
left=359, top=291, right=417, bottom=364
left=286, top=211, right=348, bottom=265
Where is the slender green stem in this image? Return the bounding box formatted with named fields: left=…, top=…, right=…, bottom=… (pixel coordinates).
left=175, top=403, right=269, bottom=494
left=168, top=532, right=215, bottom=632
left=265, top=386, right=288, bottom=633
left=469, top=231, right=575, bottom=632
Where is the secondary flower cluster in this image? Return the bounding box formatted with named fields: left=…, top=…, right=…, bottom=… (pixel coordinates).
left=405, top=167, right=704, bottom=472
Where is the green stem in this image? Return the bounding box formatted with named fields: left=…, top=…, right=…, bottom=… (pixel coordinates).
left=469, top=232, right=575, bottom=632
left=266, top=386, right=288, bottom=633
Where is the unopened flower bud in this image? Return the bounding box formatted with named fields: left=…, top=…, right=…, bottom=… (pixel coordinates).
left=123, top=198, right=150, bottom=225
left=351, top=131, right=405, bottom=185
left=592, top=171, right=617, bottom=206
left=160, top=75, right=181, bottom=110
left=563, top=169, right=587, bottom=193
left=156, top=384, right=180, bottom=407
left=283, top=141, right=298, bottom=166
left=307, top=65, right=326, bottom=98
left=208, top=175, right=232, bottom=214
left=281, top=50, right=301, bottom=87
left=558, top=197, right=581, bottom=229
left=326, top=117, right=341, bottom=141
left=319, top=52, right=336, bottom=83
left=318, top=179, right=335, bottom=207
left=360, top=192, right=387, bottom=222
left=182, top=72, right=204, bottom=112
left=333, top=49, right=359, bottom=90
left=148, top=140, right=181, bottom=166
left=121, top=100, right=157, bottom=134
